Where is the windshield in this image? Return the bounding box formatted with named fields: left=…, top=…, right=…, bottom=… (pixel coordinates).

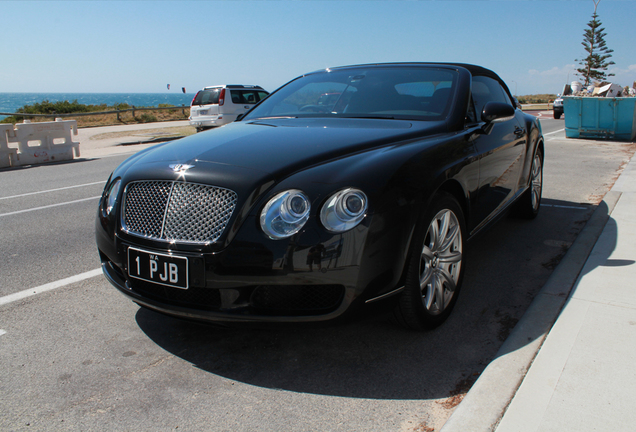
left=243, top=66, right=457, bottom=121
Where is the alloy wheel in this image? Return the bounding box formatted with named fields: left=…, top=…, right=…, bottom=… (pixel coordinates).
left=531, top=152, right=543, bottom=211
left=419, top=209, right=463, bottom=315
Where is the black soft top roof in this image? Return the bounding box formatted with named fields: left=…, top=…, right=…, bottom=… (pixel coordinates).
left=316, top=62, right=510, bottom=98
left=319, top=62, right=498, bottom=77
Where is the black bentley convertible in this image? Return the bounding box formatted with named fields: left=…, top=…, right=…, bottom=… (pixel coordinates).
left=96, top=63, right=544, bottom=330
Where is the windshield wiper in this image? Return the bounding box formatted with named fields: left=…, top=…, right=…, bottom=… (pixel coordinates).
left=340, top=114, right=396, bottom=119
left=252, top=116, right=298, bottom=120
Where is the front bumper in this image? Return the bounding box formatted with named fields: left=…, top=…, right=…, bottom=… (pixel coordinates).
left=96, top=221, right=377, bottom=323
left=100, top=255, right=351, bottom=323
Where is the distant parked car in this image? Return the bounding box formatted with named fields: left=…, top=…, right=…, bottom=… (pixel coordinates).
left=97, top=63, right=544, bottom=330
left=189, top=85, right=269, bottom=132
left=553, top=95, right=564, bottom=119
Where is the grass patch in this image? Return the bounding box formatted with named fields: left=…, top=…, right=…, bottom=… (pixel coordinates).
left=521, top=103, right=553, bottom=111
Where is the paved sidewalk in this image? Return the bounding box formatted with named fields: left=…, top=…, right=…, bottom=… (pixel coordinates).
left=442, top=144, right=636, bottom=431
left=494, top=153, right=636, bottom=432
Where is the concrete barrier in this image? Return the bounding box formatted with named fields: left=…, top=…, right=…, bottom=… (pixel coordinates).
left=0, top=124, right=18, bottom=168
left=0, top=119, right=80, bottom=168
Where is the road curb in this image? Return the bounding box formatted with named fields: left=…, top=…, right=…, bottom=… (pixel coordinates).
left=440, top=190, right=621, bottom=432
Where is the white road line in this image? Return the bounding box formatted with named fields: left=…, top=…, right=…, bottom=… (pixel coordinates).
left=0, top=330, right=6, bottom=337
left=543, top=128, right=565, bottom=136
left=0, top=196, right=102, bottom=218
left=0, top=181, right=105, bottom=200
left=0, top=268, right=103, bottom=307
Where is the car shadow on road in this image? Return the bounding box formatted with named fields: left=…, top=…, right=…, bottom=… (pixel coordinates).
left=136, top=305, right=482, bottom=400
left=134, top=196, right=604, bottom=401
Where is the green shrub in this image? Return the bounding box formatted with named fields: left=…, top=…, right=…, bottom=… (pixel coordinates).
left=18, top=99, right=87, bottom=115
left=113, top=103, right=131, bottom=111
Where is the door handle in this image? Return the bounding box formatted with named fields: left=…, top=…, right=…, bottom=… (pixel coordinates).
left=514, top=127, right=525, bottom=137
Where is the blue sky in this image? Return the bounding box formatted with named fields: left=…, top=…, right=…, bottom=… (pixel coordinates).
left=1, top=0, right=635, bottom=96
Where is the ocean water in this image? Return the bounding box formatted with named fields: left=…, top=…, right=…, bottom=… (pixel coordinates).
left=0, top=92, right=195, bottom=119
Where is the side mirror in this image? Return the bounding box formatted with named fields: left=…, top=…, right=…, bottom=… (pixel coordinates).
left=481, top=102, right=515, bottom=123
left=478, top=102, right=515, bottom=135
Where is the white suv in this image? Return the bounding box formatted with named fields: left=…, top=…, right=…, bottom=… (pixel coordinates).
left=553, top=95, right=564, bottom=119
left=189, top=85, right=269, bottom=132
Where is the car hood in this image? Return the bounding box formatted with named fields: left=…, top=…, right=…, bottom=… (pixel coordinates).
left=124, top=118, right=447, bottom=180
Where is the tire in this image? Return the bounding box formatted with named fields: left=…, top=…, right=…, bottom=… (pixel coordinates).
left=393, top=192, right=466, bottom=330
left=553, top=111, right=562, bottom=119
left=513, top=147, right=543, bottom=219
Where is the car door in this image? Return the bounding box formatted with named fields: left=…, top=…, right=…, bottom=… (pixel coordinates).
left=470, top=75, right=526, bottom=228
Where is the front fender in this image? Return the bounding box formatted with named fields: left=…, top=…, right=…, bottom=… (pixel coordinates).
left=518, top=113, right=543, bottom=189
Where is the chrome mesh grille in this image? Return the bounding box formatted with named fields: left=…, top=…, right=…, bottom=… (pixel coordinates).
left=122, top=181, right=237, bottom=244
left=123, top=181, right=171, bottom=238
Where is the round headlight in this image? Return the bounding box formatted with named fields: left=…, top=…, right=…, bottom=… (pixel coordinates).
left=320, top=188, right=368, bottom=233
left=260, top=190, right=310, bottom=239
left=105, top=179, right=121, bottom=216
left=344, top=193, right=364, bottom=216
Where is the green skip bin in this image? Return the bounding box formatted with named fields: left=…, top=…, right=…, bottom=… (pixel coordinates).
left=564, top=96, right=636, bottom=141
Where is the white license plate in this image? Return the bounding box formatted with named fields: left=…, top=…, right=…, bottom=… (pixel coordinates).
left=128, top=247, right=189, bottom=289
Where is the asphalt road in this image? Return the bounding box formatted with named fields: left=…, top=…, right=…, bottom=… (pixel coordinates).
left=1, top=118, right=634, bottom=431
